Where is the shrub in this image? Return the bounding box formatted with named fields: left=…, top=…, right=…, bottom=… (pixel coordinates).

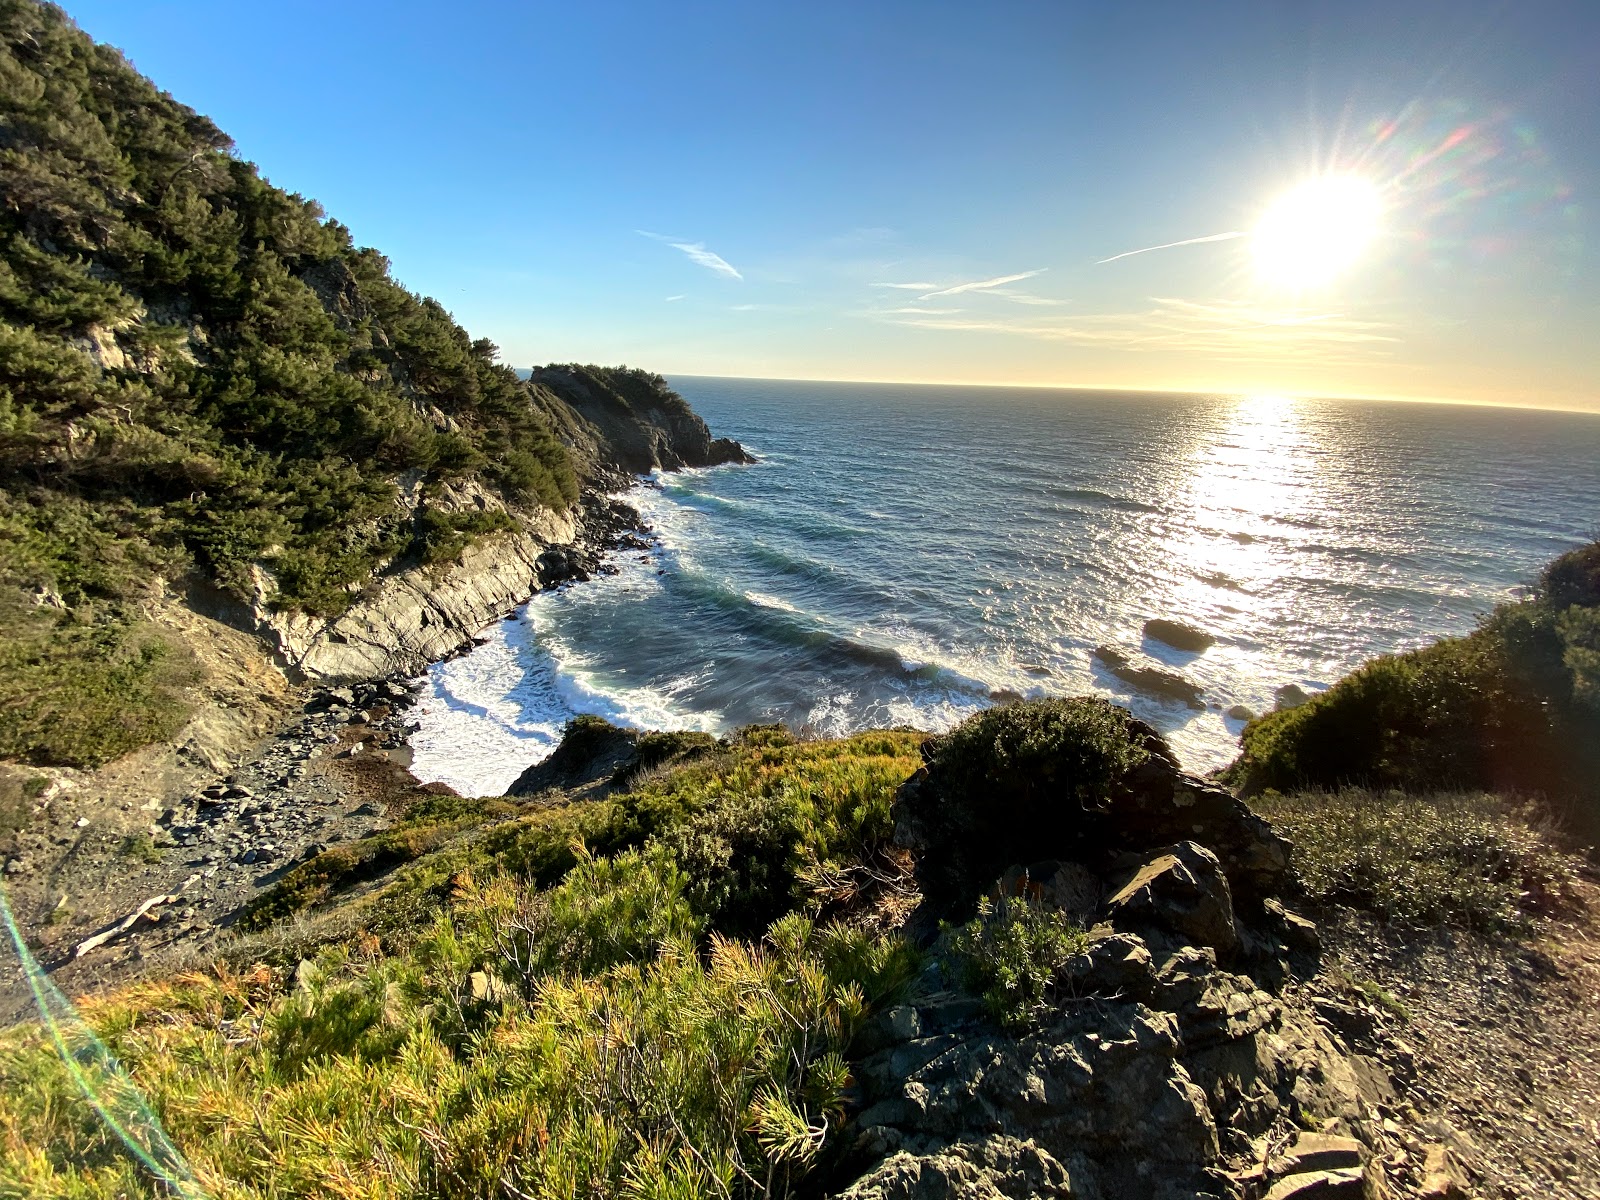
left=1229, top=539, right=1600, bottom=827
left=1252, top=788, right=1582, bottom=931
left=0, top=898, right=915, bottom=1198
left=903, top=698, right=1152, bottom=905
left=0, top=594, right=199, bottom=768
left=940, top=897, right=1089, bottom=1029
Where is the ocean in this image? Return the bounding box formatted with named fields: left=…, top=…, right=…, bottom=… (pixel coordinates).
left=407, top=379, right=1600, bottom=797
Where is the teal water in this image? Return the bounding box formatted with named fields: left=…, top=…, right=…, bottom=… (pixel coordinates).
left=409, top=380, right=1600, bottom=796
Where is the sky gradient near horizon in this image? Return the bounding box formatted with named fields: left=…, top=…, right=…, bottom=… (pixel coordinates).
left=62, top=0, right=1600, bottom=412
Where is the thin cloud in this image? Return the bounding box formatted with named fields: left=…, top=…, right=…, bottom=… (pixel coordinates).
left=918, top=269, right=1046, bottom=299
left=873, top=269, right=1047, bottom=300
left=881, top=305, right=965, bottom=315
left=986, top=288, right=1066, bottom=307
left=637, top=230, right=743, bottom=280
left=872, top=295, right=1398, bottom=363
left=1096, top=231, right=1244, bottom=265
left=664, top=294, right=686, bottom=302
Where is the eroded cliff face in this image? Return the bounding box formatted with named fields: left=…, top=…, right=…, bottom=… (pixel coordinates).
left=179, top=369, right=751, bottom=685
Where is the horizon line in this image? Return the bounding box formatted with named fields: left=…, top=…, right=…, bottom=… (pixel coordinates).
left=639, top=371, right=1600, bottom=417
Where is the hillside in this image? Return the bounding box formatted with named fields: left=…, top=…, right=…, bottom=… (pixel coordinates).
left=0, top=0, right=744, bottom=771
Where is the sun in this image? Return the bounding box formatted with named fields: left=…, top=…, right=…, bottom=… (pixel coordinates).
left=1251, top=175, right=1382, bottom=290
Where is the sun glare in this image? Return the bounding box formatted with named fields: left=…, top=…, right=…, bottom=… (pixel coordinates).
left=1251, top=175, right=1382, bottom=290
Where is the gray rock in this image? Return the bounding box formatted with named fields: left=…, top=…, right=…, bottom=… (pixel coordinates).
left=1142, top=618, right=1216, bottom=653
left=1104, top=842, right=1240, bottom=956
left=1092, top=646, right=1205, bottom=709
left=1274, top=683, right=1312, bottom=710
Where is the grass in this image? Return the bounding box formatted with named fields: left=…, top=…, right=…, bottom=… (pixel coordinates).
left=1254, top=788, right=1584, bottom=932
left=0, top=593, right=199, bottom=769
left=0, top=914, right=917, bottom=1198
left=0, top=728, right=930, bottom=1198
left=117, top=833, right=162, bottom=864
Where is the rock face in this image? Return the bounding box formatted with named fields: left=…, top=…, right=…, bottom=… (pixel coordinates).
left=835, top=932, right=1383, bottom=1200
left=530, top=364, right=754, bottom=475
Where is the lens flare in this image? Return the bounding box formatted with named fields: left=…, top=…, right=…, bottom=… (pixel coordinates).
left=1252, top=176, right=1382, bottom=289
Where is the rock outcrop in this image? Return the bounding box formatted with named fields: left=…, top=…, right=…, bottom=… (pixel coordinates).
left=893, top=700, right=1290, bottom=914
left=507, top=715, right=642, bottom=796
left=1143, top=618, right=1217, bottom=654
left=834, top=700, right=1402, bottom=1199
left=530, top=364, right=755, bottom=475
left=1093, top=646, right=1206, bottom=709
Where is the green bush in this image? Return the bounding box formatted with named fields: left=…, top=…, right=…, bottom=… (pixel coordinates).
left=903, top=698, right=1152, bottom=905
left=1229, top=540, right=1600, bottom=824
left=0, top=592, right=198, bottom=767
left=940, top=897, right=1089, bottom=1029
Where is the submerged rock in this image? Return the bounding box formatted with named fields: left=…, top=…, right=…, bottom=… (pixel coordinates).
left=1092, top=646, right=1205, bottom=709
left=1143, top=618, right=1217, bottom=653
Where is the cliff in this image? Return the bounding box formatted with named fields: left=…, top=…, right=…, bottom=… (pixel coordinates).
left=0, top=0, right=747, bottom=757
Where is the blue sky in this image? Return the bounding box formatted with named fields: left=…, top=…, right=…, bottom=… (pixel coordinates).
left=65, top=0, right=1600, bottom=410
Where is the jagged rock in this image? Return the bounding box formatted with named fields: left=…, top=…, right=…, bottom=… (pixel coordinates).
left=507, top=716, right=641, bottom=796
left=838, top=1136, right=1078, bottom=1199
left=1104, top=841, right=1239, bottom=955
left=1418, top=1143, right=1469, bottom=1198
left=1272, top=1132, right=1365, bottom=1175
left=1143, top=618, right=1216, bottom=653
left=1093, top=647, right=1205, bottom=709
left=1262, top=1169, right=1367, bottom=1199
left=833, top=939, right=1384, bottom=1200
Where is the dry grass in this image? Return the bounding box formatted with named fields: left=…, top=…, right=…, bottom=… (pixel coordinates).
left=1254, top=788, right=1587, bottom=932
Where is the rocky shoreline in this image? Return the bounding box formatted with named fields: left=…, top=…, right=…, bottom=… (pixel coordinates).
left=0, top=483, right=671, bottom=1013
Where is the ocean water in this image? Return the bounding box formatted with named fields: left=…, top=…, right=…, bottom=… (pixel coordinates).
left=408, top=380, right=1600, bottom=796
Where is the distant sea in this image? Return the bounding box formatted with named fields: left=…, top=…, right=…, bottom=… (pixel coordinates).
left=408, top=379, right=1600, bottom=796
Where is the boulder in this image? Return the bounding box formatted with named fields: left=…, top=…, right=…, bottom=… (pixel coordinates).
left=1143, top=618, right=1216, bottom=653
left=1226, top=704, right=1256, bottom=722
left=1274, top=683, right=1312, bottom=711
left=1104, top=841, right=1239, bottom=955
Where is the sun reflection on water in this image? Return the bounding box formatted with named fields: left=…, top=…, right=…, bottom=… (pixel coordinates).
left=1170, top=394, right=1327, bottom=626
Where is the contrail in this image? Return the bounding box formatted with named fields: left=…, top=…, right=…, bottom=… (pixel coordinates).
left=1096, top=230, right=1245, bottom=265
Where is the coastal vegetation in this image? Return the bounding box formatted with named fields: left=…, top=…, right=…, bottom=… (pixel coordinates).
left=0, top=727, right=927, bottom=1199
left=0, top=0, right=579, bottom=765
left=1229, top=539, right=1600, bottom=833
